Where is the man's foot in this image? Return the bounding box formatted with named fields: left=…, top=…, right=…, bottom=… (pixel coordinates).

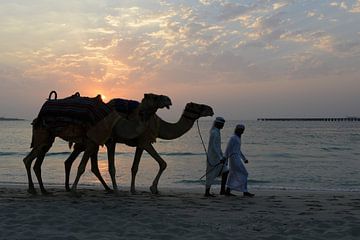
left=220, top=190, right=226, bottom=195
left=243, top=192, right=255, bottom=197
left=225, top=192, right=236, bottom=197
left=204, top=193, right=216, bottom=197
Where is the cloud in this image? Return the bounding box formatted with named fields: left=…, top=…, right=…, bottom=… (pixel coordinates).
left=217, top=2, right=256, bottom=21
left=350, top=0, right=360, bottom=12
left=1, top=0, right=360, bottom=96
left=280, top=30, right=335, bottom=52
left=330, top=0, right=360, bottom=12
left=273, top=2, right=288, bottom=10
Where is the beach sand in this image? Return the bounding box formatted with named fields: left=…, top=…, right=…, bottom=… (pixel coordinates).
left=0, top=186, right=359, bottom=240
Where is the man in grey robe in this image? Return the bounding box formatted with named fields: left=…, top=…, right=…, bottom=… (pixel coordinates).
left=224, top=124, right=254, bottom=197
left=204, top=117, right=227, bottom=197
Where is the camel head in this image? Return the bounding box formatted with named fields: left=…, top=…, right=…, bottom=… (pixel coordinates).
left=142, top=93, right=172, bottom=110
left=183, top=102, right=214, bottom=120
left=139, top=93, right=172, bottom=120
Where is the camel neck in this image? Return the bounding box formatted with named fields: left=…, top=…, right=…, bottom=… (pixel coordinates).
left=157, top=112, right=196, bottom=140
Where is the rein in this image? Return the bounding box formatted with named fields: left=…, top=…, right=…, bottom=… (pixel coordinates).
left=183, top=109, right=200, bottom=120
left=196, top=119, right=208, bottom=158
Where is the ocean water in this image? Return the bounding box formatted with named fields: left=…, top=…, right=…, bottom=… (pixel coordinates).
left=0, top=120, right=359, bottom=192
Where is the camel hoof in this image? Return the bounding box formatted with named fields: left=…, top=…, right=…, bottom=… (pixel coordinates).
left=104, top=186, right=113, bottom=193
left=27, top=188, right=37, bottom=195
left=150, top=186, right=159, bottom=194
left=105, top=189, right=114, bottom=194
left=130, top=189, right=137, bottom=195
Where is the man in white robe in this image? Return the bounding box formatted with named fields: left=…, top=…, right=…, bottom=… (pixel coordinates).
left=224, top=124, right=254, bottom=197
left=205, top=117, right=227, bottom=197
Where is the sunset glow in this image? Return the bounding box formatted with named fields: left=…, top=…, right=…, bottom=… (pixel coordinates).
left=0, top=1, right=359, bottom=120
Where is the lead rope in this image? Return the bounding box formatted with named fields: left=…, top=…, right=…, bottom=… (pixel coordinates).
left=197, top=120, right=222, bottom=180
left=196, top=119, right=208, bottom=158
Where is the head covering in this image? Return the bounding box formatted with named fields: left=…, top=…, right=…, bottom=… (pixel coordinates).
left=214, top=116, right=225, bottom=124
left=236, top=124, right=245, bottom=130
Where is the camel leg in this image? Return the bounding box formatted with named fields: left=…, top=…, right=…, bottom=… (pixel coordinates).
left=90, top=152, right=112, bottom=192
left=71, top=144, right=98, bottom=192
left=33, top=144, right=51, bottom=194
left=106, top=141, right=118, bottom=193
left=144, top=144, right=167, bottom=194
left=23, top=148, right=40, bottom=194
left=64, top=144, right=84, bottom=191
left=130, top=147, right=144, bottom=194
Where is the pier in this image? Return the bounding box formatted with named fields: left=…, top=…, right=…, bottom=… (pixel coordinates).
left=257, top=117, right=360, bottom=122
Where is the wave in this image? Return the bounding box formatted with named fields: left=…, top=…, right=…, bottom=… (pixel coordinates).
left=114, top=151, right=204, bottom=156
left=159, top=152, right=204, bottom=156
left=0, top=152, right=20, bottom=157
left=265, top=153, right=296, bottom=159
left=46, top=151, right=72, bottom=156
left=1, top=151, right=203, bottom=158
left=0, top=151, right=72, bottom=157
left=321, top=147, right=353, bottom=152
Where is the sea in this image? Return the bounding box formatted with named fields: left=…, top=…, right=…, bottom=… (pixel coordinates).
left=0, top=119, right=359, bottom=192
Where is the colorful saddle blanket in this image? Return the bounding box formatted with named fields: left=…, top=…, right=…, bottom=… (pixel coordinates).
left=37, top=93, right=112, bottom=126
left=107, top=98, right=140, bottom=115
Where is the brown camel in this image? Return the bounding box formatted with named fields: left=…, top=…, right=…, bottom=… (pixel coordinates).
left=65, top=102, right=214, bottom=194
left=23, top=93, right=171, bottom=194
left=64, top=94, right=173, bottom=193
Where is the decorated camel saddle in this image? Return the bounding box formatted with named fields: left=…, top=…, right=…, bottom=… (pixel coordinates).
left=107, top=98, right=140, bottom=118
left=39, top=91, right=111, bottom=124
left=33, top=91, right=120, bottom=145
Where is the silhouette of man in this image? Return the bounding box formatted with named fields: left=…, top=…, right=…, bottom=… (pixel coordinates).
left=225, top=124, right=254, bottom=197
left=205, top=117, right=227, bottom=197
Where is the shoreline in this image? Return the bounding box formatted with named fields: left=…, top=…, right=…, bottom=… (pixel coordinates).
left=1, top=186, right=359, bottom=239
left=1, top=181, right=360, bottom=193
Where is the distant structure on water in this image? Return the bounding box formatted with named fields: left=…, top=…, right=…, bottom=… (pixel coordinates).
left=257, top=117, right=360, bottom=122
left=0, top=117, right=25, bottom=121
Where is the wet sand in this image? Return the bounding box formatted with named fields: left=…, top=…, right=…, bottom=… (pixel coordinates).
left=0, top=186, right=359, bottom=240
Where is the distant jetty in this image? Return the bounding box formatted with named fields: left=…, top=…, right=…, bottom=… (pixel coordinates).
left=0, top=117, right=26, bottom=121
left=257, top=117, right=360, bottom=122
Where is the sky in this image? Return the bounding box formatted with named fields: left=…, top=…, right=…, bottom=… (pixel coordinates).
left=0, top=0, right=359, bottom=120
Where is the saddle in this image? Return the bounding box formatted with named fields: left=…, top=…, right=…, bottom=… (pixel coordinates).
left=35, top=91, right=112, bottom=127
left=107, top=98, right=140, bottom=117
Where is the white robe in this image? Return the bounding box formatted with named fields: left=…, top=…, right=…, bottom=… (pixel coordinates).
left=225, top=134, right=248, bottom=192
left=205, top=127, right=226, bottom=188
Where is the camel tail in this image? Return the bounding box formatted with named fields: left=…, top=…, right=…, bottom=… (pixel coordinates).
left=29, top=118, right=38, bottom=149
left=29, top=117, right=49, bottom=149
left=30, top=134, right=34, bottom=148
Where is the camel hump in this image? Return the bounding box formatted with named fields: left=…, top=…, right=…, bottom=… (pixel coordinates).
left=108, top=98, right=140, bottom=115
left=48, top=91, right=57, bottom=100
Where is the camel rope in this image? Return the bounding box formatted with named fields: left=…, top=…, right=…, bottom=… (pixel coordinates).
left=196, top=120, right=208, bottom=158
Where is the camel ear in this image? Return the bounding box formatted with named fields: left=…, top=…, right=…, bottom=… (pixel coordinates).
left=144, top=93, right=152, bottom=98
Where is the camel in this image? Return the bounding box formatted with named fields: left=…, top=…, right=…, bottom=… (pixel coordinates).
left=23, top=93, right=172, bottom=194
left=65, top=102, right=214, bottom=194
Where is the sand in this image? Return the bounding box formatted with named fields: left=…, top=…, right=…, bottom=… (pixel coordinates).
left=0, top=186, right=359, bottom=240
